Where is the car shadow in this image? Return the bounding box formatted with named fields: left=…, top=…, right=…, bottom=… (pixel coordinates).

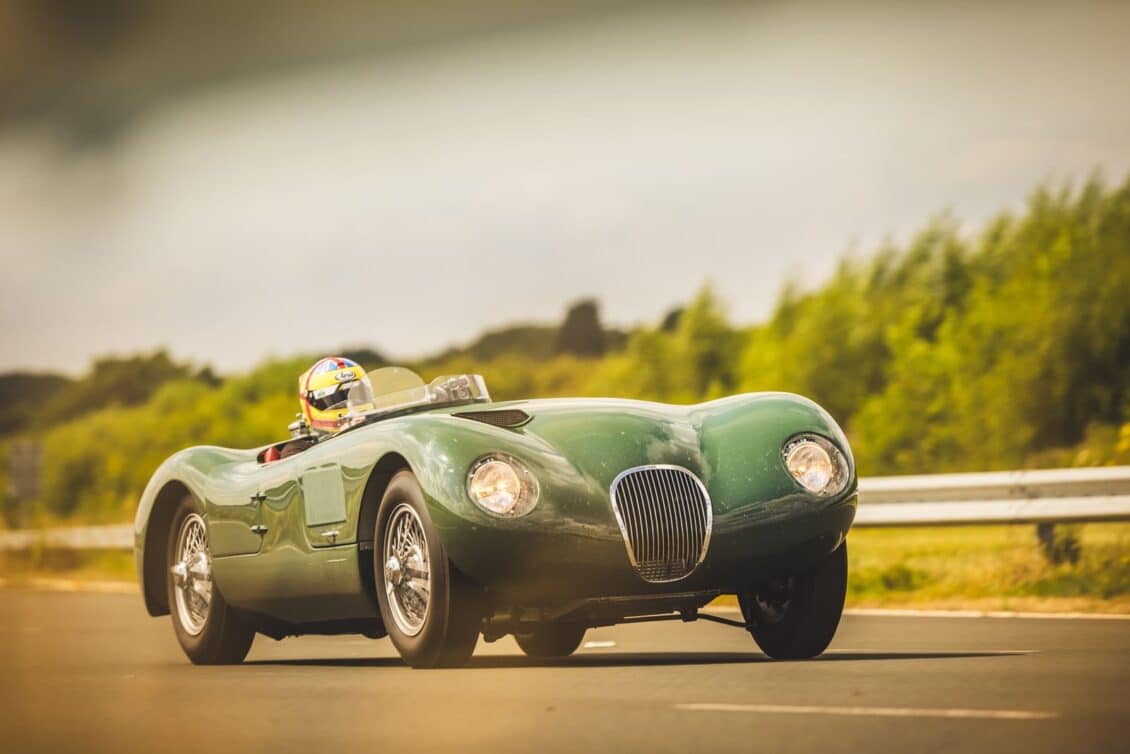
left=245, top=650, right=1015, bottom=669
left=246, top=657, right=408, bottom=668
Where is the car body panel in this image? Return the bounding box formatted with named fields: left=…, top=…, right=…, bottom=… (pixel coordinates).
left=135, top=391, right=857, bottom=628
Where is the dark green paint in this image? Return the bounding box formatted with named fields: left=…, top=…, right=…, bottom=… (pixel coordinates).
left=135, top=392, right=856, bottom=626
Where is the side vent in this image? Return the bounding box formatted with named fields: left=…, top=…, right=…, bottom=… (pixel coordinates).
left=453, top=409, right=532, bottom=428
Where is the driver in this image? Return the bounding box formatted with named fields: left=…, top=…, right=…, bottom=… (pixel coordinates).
left=297, top=356, right=376, bottom=436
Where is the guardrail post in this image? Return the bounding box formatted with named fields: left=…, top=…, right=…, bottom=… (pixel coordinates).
left=6, top=440, right=41, bottom=528
left=1035, top=522, right=1081, bottom=565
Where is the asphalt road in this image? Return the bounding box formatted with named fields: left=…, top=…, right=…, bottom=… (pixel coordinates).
left=1, top=590, right=1127, bottom=754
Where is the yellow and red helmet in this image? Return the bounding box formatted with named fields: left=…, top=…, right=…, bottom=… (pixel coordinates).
left=298, top=357, right=375, bottom=434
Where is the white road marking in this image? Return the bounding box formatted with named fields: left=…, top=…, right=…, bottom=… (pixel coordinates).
left=702, top=606, right=1130, bottom=621
left=827, top=648, right=1038, bottom=656
left=844, top=607, right=1130, bottom=621
left=675, top=703, right=1058, bottom=720
left=583, top=640, right=617, bottom=649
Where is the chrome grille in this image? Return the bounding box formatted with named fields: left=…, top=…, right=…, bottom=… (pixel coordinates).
left=609, top=465, right=713, bottom=583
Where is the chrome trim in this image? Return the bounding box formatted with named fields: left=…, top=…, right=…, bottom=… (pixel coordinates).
left=382, top=503, right=431, bottom=636
left=466, top=453, right=540, bottom=517
left=781, top=433, right=850, bottom=496
left=609, top=464, right=713, bottom=583
left=171, top=513, right=212, bottom=636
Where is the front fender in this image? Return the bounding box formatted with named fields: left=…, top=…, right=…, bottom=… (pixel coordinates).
left=133, top=446, right=249, bottom=616
left=693, top=391, right=857, bottom=534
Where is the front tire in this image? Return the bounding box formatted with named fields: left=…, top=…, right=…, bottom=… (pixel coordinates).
left=166, top=496, right=255, bottom=665
left=739, top=541, right=847, bottom=659
left=515, top=623, right=586, bottom=658
left=374, top=470, right=483, bottom=668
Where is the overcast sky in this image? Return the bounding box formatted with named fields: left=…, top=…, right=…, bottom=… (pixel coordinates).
left=2, top=1, right=1129, bottom=375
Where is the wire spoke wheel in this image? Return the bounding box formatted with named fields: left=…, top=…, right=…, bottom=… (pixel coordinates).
left=383, top=503, right=432, bottom=636
left=748, top=575, right=794, bottom=626
left=171, top=513, right=212, bottom=636
left=373, top=471, right=482, bottom=668
left=739, top=543, right=847, bottom=660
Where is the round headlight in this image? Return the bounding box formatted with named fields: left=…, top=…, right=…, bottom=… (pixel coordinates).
left=783, top=436, right=848, bottom=495
left=467, top=456, right=538, bottom=516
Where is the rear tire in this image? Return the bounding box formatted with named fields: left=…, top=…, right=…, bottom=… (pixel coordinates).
left=739, top=541, right=847, bottom=659
left=166, top=496, right=255, bottom=665
left=374, top=470, right=484, bottom=668
left=514, top=623, right=586, bottom=658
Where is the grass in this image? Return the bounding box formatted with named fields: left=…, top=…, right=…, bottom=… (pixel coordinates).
left=842, top=523, right=1130, bottom=613
left=2, top=524, right=1129, bottom=613
left=0, top=547, right=136, bottom=585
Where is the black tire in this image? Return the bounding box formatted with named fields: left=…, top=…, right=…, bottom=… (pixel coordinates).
left=374, top=470, right=483, bottom=668
left=514, top=623, right=586, bottom=658
left=166, top=496, right=255, bottom=665
left=739, top=541, right=847, bottom=660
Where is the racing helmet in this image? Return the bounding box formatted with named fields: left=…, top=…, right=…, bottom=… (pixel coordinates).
left=298, top=357, right=376, bottom=434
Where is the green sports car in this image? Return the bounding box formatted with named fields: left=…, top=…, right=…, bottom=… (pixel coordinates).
left=134, top=368, right=857, bottom=667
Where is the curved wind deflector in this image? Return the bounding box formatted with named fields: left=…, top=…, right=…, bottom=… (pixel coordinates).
left=453, top=409, right=532, bottom=428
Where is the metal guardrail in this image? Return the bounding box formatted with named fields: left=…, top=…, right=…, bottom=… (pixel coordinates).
left=0, top=524, right=133, bottom=551
left=1, top=466, right=1128, bottom=551
left=855, top=466, right=1130, bottom=526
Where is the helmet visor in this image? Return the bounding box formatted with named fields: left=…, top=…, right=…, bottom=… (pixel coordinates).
left=307, top=375, right=374, bottom=413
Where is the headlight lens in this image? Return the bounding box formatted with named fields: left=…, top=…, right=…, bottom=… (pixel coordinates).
left=467, top=455, right=538, bottom=516
left=783, top=435, right=849, bottom=495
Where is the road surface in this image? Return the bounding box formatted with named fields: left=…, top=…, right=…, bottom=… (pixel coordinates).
left=1, top=589, right=1127, bottom=753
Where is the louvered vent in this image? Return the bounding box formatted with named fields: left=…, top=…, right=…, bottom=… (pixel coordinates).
left=609, top=466, right=712, bottom=583
left=453, top=409, right=531, bottom=428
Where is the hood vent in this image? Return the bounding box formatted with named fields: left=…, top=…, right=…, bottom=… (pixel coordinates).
left=454, top=409, right=531, bottom=428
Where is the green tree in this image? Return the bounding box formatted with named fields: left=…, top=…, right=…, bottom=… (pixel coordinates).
left=556, top=299, right=607, bottom=357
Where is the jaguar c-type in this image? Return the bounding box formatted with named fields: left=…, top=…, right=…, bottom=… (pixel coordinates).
left=134, top=368, right=857, bottom=667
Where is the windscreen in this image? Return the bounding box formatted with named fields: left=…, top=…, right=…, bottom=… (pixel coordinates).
left=346, top=367, right=490, bottom=422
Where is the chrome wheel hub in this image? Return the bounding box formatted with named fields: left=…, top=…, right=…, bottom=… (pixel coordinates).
left=751, top=576, right=793, bottom=626
left=171, top=513, right=212, bottom=636
left=384, top=555, right=404, bottom=586
left=382, top=504, right=431, bottom=636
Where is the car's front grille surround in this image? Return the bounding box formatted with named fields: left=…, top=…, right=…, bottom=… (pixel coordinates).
left=609, top=465, right=713, bottom=583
